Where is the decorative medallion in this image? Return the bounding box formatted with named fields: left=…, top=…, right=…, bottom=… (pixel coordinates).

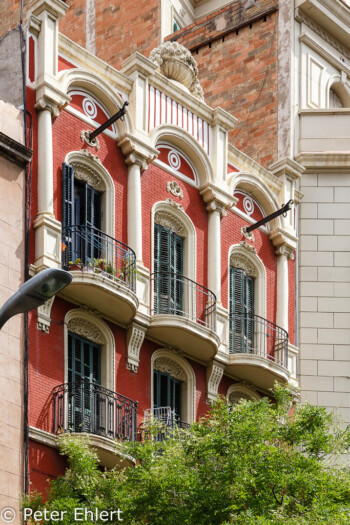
left=167, top=181, right=183, bottom=199
left=157, top=144, right=197, bottom=185
left=68, top=318, right=104, bottom=344
left=80, top=130, right=100, bottom=151
left=155, top=210, right=186, bottom=237
left=154, top=357, right=186, bottom=381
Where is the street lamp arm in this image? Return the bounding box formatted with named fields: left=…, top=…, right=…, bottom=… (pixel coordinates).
left=0, top=268, right=72, bottom=330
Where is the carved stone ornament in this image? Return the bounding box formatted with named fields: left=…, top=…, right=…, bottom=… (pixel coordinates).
left=72, top=161, right=105, bottom=191
left=34, top=98, right=60, bottom=118
left=154, top=357, right=186, bottom=381
left=230, top=252, right=257, bottom=277
left=149, top=41, right=204, bottom=100
left=228, top=391, right=254, bottom=404
left=155, top=210, right=186, bottom=237
left=167, top=181, right=183, bottom=200
left=206, top=361, right=225, bottom=404
left=240, top=240, right=257, bottom=254
left=241, top=226, right=255, bottom=243
left=68, top=318, right=104, bottom=345
left=80, top=130, right=100, bottom=151
left=126, top=324, right=147, bottom=372
left=37, top=296, right=55, bottom=333
left=296, top=9, right=350, bottom=60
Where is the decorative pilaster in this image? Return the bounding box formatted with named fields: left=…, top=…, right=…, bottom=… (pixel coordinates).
left=200, top=184, right=237, bottom=304
left=270, top=230, right=296, bottom=334
left=118, top=133, right=158, bottom=313
left=126, top=322, right=147, bottom=372
left=206, top=360, right=225, bottom=404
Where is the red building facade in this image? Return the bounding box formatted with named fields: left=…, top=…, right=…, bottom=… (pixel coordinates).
left=23, top=0, right=302, bottom=494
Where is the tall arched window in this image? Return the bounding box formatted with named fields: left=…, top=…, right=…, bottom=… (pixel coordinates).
left=230, top=266, right=255, bottom=353
left=154, top=222, right=184, bottom=314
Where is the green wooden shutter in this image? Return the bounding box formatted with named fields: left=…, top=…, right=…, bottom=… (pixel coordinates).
left=245, top=275, right=254, bottom=350
left=230, top=268, right=255, bottom=353
left=62, top=163, right=75, bottom=265
left=230, top=267, right=244, bottom=353
left=68, top=333, right=101, bottom=432
left=154, top=224, right=183, bottom=314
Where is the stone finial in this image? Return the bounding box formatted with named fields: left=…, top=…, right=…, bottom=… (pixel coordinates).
left=149, top=41, right=204, bottom=101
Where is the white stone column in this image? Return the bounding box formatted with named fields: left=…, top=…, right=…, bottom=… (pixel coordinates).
left=127, top=160, right=144, bottom=262
left=36, top=100, right=58, bottom=215
left=276, top=247, right=289, bottom=332
left=207, top=203, right=224, bottom=303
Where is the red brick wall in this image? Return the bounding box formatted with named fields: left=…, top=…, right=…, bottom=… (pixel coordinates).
left=169, top=1, right=278, bottom=168
left=141, top=163, right=208, bottom=288
left=221, top=212, right=277, bottom=325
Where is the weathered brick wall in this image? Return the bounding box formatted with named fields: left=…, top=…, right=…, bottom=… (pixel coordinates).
left=59, top=0, right=161, bottom=70
left=168, top=0, right=279, bottom=168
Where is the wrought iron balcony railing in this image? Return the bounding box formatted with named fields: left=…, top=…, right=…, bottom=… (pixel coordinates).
left=141, top=407, right=190, bottom=442
left=150, top=272, right=216, bottom=331
left=53, top=380, right=138, bottom=441
left=229, top=313, right=288, bottom=369
left=62, top=225, right=137, bottom=292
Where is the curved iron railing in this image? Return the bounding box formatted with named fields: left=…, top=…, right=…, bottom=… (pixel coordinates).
left=150, top=272, right=216, bottom=331
left=141, top=407, right=190, bottom=442
left=229, top=313, right=288, bottom=369
left=53, top=380, right=138, bottom=441
left=62, top=225, right=136, bottom=292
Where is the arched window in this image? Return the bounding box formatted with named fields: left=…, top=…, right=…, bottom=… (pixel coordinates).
left=151, top=349, right=196, bottom=424
left=228, top=248, right=266, bottom=355
left=230, top=266, right=255, bottom=353
left=61, top=152, right=115, bottom=269
left=227, top=383, right=260, bottom=404
left=152, top=204, right=196, bottom=318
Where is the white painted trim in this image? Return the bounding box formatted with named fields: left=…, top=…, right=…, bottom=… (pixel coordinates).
left=227, top=383, right=261, bottom=403
left=151, top=348, right=196, bottom=423
left=26, top=31, right=38, bottom=88
left=64, top=309, right=116, bottom=391
left=150, top=124, right=214, bottom=186
left=155, top=141, right=199, bottom=187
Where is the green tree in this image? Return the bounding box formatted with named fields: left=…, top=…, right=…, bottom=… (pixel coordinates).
left=24, top=386, right=350, bottom=524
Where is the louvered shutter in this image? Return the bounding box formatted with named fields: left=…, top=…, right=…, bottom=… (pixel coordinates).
left=245, top=275, right=254, bottom=349
left=230, top=267, right=244, bottom=353
left=62, top=163, right=75, bottom=265
left=68, top=333, right=101, bottom=432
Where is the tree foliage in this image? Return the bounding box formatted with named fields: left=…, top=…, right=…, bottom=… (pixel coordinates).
left=25, top=386, right=350, bottom=524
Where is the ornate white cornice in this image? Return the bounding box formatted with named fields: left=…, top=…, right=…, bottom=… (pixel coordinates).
left=34, top=97, right=61, bottom=117
left=154, top=356, right=186, bottom=381
left=269, top=157, right=305, bottom=181
left=72, top=161, right=105, bottom=191
left=31, top=0, right=69, bottom=20
left=149, top=41, right=204, bottom=100
left=200, top=183, right=237, bottom=216
left=68, top=318, right=105, bottom=344
left=230, top=252, right=257, bottom=277
left=295, top=4, right=350, bottom=53
left=154, top=210, right=186, bottom=237
left=269, top=227, right=297, bottom=258
left=117, top=132, right=159, bottom=170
